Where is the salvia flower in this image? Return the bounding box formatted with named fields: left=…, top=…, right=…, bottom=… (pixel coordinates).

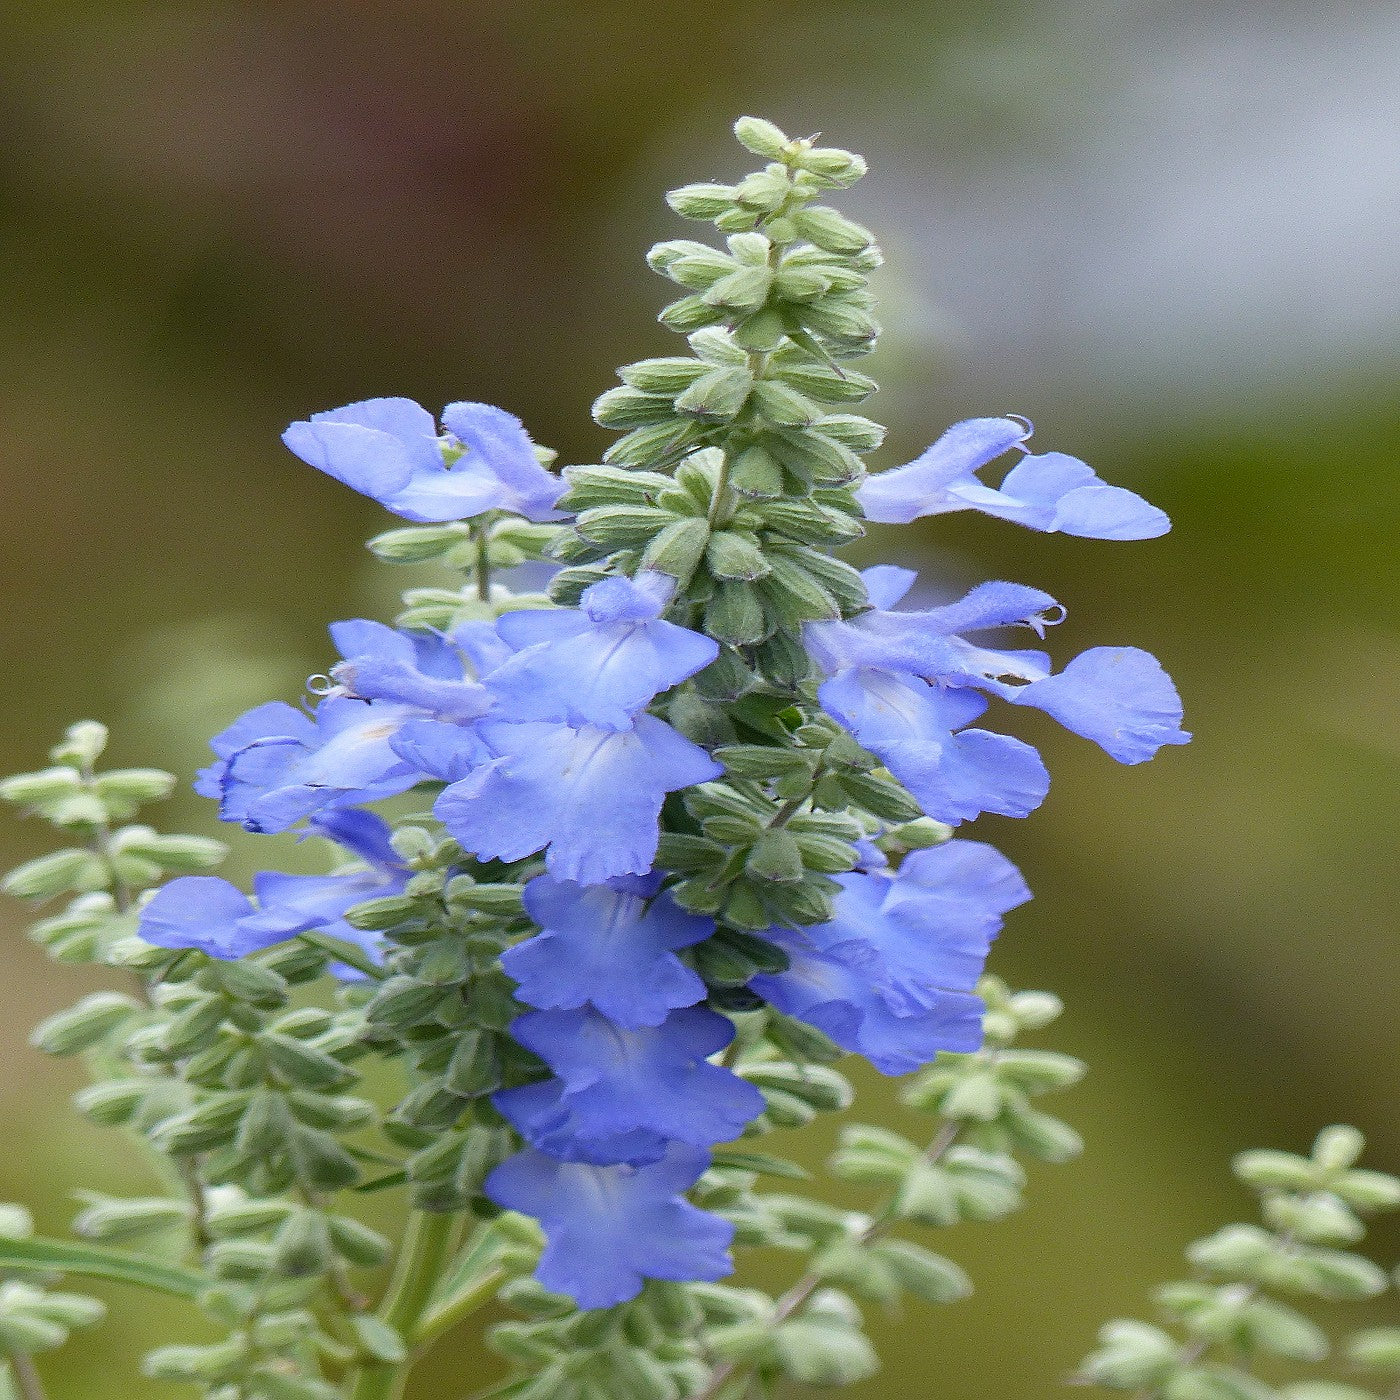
left=498, top=1007, right=764, bottom=1157
left=484, top=1144, right=735, bottom=1311
left=484, top=572, right=719, bottom=730
left=138, top=809, right=407, bottom=962
left=433, top=715, right=721, bottom=884
left=806, top=565, right=1188, bottom=822
left=501, top=873, right=711, bottom=1028
left=858, top=415, right=1170, bottom=539
left=282, top=398, right=564, bottom=523
left=751, top=927, right=987, bottom=1076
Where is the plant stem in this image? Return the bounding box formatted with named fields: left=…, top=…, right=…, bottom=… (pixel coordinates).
left=349, top=1210, right=458, bottom=1400
left=9, top=1357, right=46, bottom=1400
left=692, top=1119, right=962, bottom=1400
left=473, top=521, right=491, bottom=602
left=410, top=1265, right=507, bottom=1348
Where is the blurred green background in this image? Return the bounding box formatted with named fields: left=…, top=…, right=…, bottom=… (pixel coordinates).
left=1, top=2, right=1397, bottom=1395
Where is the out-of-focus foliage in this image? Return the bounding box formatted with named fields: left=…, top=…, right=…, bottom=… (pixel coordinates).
left=0, top=3, right=1395, bottom=1396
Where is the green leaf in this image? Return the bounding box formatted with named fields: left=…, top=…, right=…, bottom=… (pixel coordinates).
left=294, top=931, right=385, bottom=980
left=708, top=1150, right=810, bottom=1180
left=0, top=1236, right=208, bottom=1299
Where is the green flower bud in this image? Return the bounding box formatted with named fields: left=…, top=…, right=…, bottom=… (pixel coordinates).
left=1347, top=1327, right=1400, bottom=1372
left=751, top=381, right=820, bottom=427
left=271, top=1210, right=333, bottom=1278
left=115, top=830, right=228, bottom=873
left=772, top=1314, right=878, bottom=1387
left=666, top=183, right=737, bottom=220
left=4, top=848, right=109, bottom=899
left=675, top=367, right=753, bottom=421
left=592, top=387, right=678, bottom=431
left=0, top=1207, right=33, bottom=1241
left=74, top=1195, right=191, bottom=1242
left=50, top=721, right=109, bottom=770
left=350, top=1314, right=407, bottom=1364
left=23, top=1290, right=105, bottom=1330
left=618, top=358, right=710, bottom=396
left=367, top=523, right=469, bottom=563
left=0, top=1310, right=71, bottom=1356
left=288, top=1128, right=359, bottom=1192
left=873, top=1238, right=971, bottom=1303
left=445, top=1030, right=502, bottom=1098
left=0, top=767, right=83, bottom=807
left=31, top=991, right=140, bottom=1055
left=791, top=206, right=875, bottom=254
left=576, top=505, right=678, bottom=549
left=728, top=443, right=784, bottom=497
left=733, top=117, right=789, bottom=158
left=326, top=1215, right=391, bottom=1268
left=705, top=581, right=771, bottom=646
left=1312, top=1125, right=1366, bottom=1171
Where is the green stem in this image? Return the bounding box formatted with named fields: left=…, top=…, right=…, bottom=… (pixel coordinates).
left=8, top=1357, right=45, bottom=1400
left=473, top=521, right=492, bottom=602
left=410, top=1265, right=507, bottom=1348
left=350, top=1211, right=458, bottom=1400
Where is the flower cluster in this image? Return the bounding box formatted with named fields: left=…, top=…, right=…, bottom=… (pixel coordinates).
left=131, top=117, right=1189, bottom=1315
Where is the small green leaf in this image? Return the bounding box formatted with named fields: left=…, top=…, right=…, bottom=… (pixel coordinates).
left=0, top=1236, right=207, bottom=1299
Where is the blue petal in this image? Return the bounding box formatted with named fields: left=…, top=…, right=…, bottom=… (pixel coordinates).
left=330, top=622, right=495, bottom=722
left=857, top=417, right=1030, bottom=523
left=138, top=876, right=267, bottom=960
left=487, top=588, right=718, bottom=729
left=493, top=1080, right=670, bottom=1165
left=485, top=1144, right=734, bottom=1309
left=437, top=401, right=565, bottom=522
left=282, top=398, right=442, bottom=505
left=752, top=930, right=985, bottom=1075
left=814, top=841, right=1030, bottom=1014
left=503, top=875, right=710, bottom=1027
left=508, top=1007, right=764, bottom=1147
left=1009, top=646, right=1191, bottom=763
left=817, top=669, right=1049, bottom=823
left=304, top=808, right=403, bottom=874
left=970, top=452, right=1171, bottom=539
left=435, top=715, right=720, bottom=884
left=388, top=717, right=492, bottom=783
left=859, top=564, right=917, bottom=610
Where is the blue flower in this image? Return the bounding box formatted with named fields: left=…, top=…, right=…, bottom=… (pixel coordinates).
left=751, top=929, right=985, bottom=1076
left=485, top=572, right=719, bottom=730
left=328, top=620, right=496, bottom=723
left=806, top=566, right=1188, bottom=822
left=196, top=698, right=423, bottom=834
left=859, top=416, right=1169, bottom=539
left=282, top=398, right=564, bottom=523
left=501, top=873, right=711, bottom=1027
left=484, top=1143, right=734, bottom=1309
left=812, top=841, right=1030, bottom=1016
left=137, top=810, right=408, bottom=963
left=497, top=1007, right=764, bottom=1154
left=434, top=715, right=721, bottom=885
left=491, top=1080, right=670, bottom=1166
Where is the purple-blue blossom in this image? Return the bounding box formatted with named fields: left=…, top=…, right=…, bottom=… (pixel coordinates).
left=434, top=715, right=721, bottom=885
left=195, top=697, right=423, bottom=835
left=502, top=873, right=711, bottom=1027
left=282, top=398, right=565, bottom=523
left=484, top=572, right=719, bottom=730
left=497, top=1006, right=764, bottom=1155
left=137, top=810, right=407, bottom=963
left=859, top=416, right=1169, bottom=540
left=814, top=840, right=1030, bottom=1016
left=806, top=566, right=1188, bottom=822
left=751, top=927, right=987, bottom=1076
left=484, top=1143, right=734, bottom=1309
